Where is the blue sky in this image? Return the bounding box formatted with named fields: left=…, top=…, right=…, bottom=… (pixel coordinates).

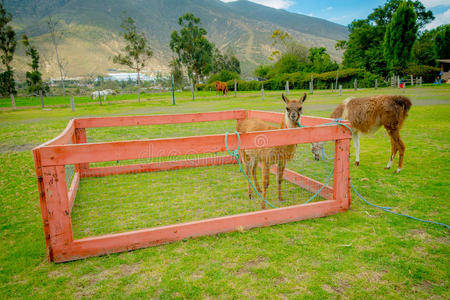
left=221, top=0, right=450, bottom=29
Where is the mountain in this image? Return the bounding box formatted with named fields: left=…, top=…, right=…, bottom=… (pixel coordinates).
left=5, top=0, right=348, bottom=79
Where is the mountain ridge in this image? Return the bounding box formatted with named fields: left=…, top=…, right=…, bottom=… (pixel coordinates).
left=5, top=0, right=348, bottom=79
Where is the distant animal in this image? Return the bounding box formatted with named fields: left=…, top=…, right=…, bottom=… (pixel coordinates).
left=215, top=81, right=228, bottom=96
left=102, top=89, right=116, bottom=96
left=237, top=93, right=307, bottom=208
left=91, top=90, right=106, bottom=100
left=312, top=95, right=412, bottom=173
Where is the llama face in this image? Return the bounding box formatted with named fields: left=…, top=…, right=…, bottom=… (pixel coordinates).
left=311, top=142, right=324, bottom=161
left=282, top=93, right=307, bottom=123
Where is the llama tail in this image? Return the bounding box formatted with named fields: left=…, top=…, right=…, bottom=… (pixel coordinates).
left=394, top=96, right=412, bottom=112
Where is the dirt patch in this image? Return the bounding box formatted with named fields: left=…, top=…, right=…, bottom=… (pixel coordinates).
left=0, top=143, right=37, bottom=153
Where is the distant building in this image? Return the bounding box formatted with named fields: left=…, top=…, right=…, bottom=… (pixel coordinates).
left=438, top=59, right=450, bottom=83
left=103, top=72, right=156, bottom=82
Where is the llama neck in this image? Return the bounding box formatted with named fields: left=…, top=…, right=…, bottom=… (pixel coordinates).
left=284, top=113, right=298, bottom=128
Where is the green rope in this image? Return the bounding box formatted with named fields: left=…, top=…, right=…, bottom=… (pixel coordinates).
left=225, top=131, right=277, bottom=208
left=225, top=127, right=335, bottom=208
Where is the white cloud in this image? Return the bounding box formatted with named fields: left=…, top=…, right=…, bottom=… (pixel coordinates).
left=326, top=6, right=333, bottom=11
left=425, top=8, right=450, bottom=29
left=420, top=0, right=450, bottom=8
left=220, top=0, right=294, bottom=9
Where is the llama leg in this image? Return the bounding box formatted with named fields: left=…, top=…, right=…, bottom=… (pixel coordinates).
left=353, top=132, right=360, bottom=166
left=385, top=133, right=397, bottom=170
left=277, top=160, right=286, bottom=202
left=390, top=129, right=405, bottom=173
left=251, top=161, right=261, bottom=197
left=261, top=163, right=270, bottom=209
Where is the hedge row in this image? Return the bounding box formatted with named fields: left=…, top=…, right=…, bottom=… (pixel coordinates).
left=198, top=69, right=386, bottom=91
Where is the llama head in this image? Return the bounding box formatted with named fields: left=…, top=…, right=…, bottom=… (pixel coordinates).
left=311, top=142, right=325, bottom=161
left=282, top=93, right=307, bottom=123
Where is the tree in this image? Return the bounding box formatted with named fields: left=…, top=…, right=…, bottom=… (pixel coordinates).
left=22, top=34, right=48, bottom=95
left=169, top=59, right=183, bottom=88
left=368, top=0, right=433, bottom=29
left=412, top=31, right=437, bottom=66
left=113, top=16, right=153, bottom=102
left=0, top=3, right=16, bottom=97
left=383, top=1, right=418, bottom=71
left=434, top=24, right=450, bottom=59
left=47, top=16, right=67, bottom=96
left=211, top=47, right=241, bottom=75
left=269, top=29, right=290, bottom=61
left=342, top=0, right=433, bottom=76
left=307, top=47, right=339, bottom=73
left=170, top=13, right=214, bottom=94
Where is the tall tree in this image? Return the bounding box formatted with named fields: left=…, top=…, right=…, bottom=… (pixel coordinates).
left=342, top=0, right=433, bottom=76
left=211, top=47, right=241, bottom=74
left=113, top=16, right=153, bottom=102
left=22, top=34, right=48, bottom=95
left=47, top=16, right=67, bottom=96
left=170, top=13, right=214, bottom=94
left=434, top=24, right=450, bottom=59
left=383, top=1, right=418, bottom=71
left=412, top=30, right=437, bottom=66
left=169, top=58, right=183, bottom=88
left=0, top=2, right=16, bottom=97
left=307, top=47, right=338, bottom=73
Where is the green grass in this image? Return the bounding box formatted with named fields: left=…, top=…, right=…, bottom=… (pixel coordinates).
left=0, top=86, right=449, bottom=299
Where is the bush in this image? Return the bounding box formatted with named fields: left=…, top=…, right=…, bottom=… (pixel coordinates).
left=404, top=64, right=440, bottom=82
left=207, top=69, right=240, bottom=84
left=199, top=69, right=385, bottom=91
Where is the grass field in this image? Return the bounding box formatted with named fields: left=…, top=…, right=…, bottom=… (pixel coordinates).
left=0, top=86, right=449, bottom=299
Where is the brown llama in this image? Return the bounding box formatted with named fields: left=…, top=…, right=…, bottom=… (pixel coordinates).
left=313, top=95, right=412, bottom=173
left=237, top=93, right=307, bottom=209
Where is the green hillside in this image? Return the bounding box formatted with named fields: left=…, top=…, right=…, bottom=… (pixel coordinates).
left=6, top=0, right=348, bottom=78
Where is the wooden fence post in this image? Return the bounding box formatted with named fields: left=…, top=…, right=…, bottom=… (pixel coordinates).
left=285, top=80, right=289, bottom=95
left=70, top=96, right=75, bottom=111
left=10, top=93, right=16, bottom=111
left=261, top=82, right=264, bottom=100
left=309, top=81, right=313, bottom=94
left=39, top=90, right=44, bottom=108
left=234, top=79, right=237, bottom=97
left=375, top=79, right=378, bottom=89
left=334, top=138, right=351, bottom=209
left=397, top=76, right=400, bottom=89
left=41, top=166, right=73, bottom=262
left=410, top=75, right=414, bottom=86
left=331, top=82, right=334, bottom=92
left=354, top=78, right=357, bottom=91
left=191, top=80, right=195, bottom=101
left=339, top=84, right=342, bottom=96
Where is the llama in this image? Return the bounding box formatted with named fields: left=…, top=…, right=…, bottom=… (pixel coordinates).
left=215, top=81, right=228, bottom=96
left=237, top=93, right=307, bottom=208
left=312, top=95, right=412, bottom=173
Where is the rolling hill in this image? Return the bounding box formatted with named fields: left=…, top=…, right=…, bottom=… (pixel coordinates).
left=5, top=0, right=348, bottom=79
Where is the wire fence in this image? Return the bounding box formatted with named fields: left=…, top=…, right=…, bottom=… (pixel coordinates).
left=70, top=138, right=335, bottom=239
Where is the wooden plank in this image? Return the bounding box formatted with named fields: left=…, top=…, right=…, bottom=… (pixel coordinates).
left=39, top=126, right=351, bottom=166
left=271, top=167, right=333, bottom=200
left=33, top=119, right=75, bottom=149
left=334, top=139, right=351, bottom=209
left=56, top=200, right=344, bottom=262
left=74, top=110, right=246, bottom=128
left=42, top=166, right=74, bottom=262
left=74, top=128, right=89, bottom=172
left=68, top=172, right=80, bottom=212
left=82, top=156, right=237, bottom=177
left=247, top=110, right=350, bottom=127
left=32, top=148, right=52, bottom=261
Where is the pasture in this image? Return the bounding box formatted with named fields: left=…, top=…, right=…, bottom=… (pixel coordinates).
left=0, top=86, right=449, bottom=298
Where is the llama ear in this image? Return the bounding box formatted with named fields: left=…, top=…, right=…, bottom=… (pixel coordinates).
left=282, top=93, right=288, bottom=103
left=300, top=93, right=307, bottom=103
